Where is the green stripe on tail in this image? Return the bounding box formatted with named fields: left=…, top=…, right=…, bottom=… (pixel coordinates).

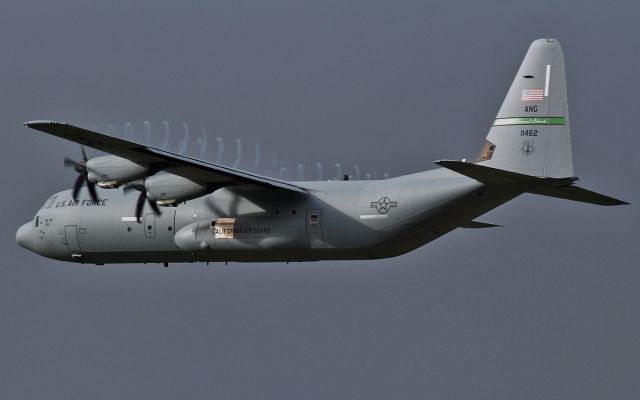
left=492, top=117, right=565, bottom=126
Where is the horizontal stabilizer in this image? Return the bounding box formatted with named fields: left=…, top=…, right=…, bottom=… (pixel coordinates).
left=436, top=160, right=628, bottom=206
left=460, top=220, right=502, bottom=229
left=435, top=160, right=576, bottom=187
left=529, top=186, right=629, bottom=206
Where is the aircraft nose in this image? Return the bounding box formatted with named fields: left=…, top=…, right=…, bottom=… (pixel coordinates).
left=16, top=222, right=33, bottom=250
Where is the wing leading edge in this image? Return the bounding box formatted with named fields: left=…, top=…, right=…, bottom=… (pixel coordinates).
left=24, top=120, right=307, bottom=194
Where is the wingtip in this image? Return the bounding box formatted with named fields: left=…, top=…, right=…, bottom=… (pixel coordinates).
left=23, top=120, right=66, bottom=128
left=594, top=194, right=630, bottom=206
left=599, top=200, right=629, bottom=206
left=434, top=159, right=461, bottom=166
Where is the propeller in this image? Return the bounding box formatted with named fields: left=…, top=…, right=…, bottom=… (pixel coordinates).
left=64, top=146, right=99, bottom=201
left=123, top=180, right=161, bottom=222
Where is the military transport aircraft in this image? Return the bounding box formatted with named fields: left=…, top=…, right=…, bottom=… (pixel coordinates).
left=16, top=39, right=627, bottom=266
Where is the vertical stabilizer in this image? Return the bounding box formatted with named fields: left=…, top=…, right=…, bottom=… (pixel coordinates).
left=475, top=38, right=573, bottom=178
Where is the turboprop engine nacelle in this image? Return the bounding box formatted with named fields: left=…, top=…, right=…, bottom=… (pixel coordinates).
left=144, top=174, right=209, bottom=206
left=86, top=155, right=149, bottom=188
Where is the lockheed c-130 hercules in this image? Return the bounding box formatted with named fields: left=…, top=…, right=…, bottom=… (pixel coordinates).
left=17, top=39, right=627, bottom=266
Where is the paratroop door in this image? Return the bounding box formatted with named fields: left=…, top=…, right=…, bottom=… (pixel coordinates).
left=306, top=209, right=325, bottom=248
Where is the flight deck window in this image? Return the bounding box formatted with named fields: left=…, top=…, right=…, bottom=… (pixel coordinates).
left=35, top=216, right=39, bottom=227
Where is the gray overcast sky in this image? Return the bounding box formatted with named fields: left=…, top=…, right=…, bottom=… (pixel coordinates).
left=1, top=0, right=639, bottom=399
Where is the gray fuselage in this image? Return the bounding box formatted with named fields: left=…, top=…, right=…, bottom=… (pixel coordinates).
left=17, top=168, right=519, bottom=264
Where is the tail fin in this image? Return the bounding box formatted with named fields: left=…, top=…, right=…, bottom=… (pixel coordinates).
left=475, top=38, right=573, bottom=178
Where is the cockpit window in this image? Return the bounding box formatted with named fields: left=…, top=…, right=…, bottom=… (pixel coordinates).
left=35, top=216, right=39, bottom=227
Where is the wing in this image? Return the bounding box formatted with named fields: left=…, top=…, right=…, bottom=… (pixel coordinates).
left=24, top=120, right=307, bottom=194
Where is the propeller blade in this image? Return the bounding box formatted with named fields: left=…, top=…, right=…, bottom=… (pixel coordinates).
left=149, top=199, right=161, bottom=216
left=87, top=180, right=99, bottom=202
left=123, top=182, right=144, bottom=194
left=64, top=157, right=79, bottom=168
left=80, top=146, right=88, bottom=162
left=72, top=174, right=84, bottom=200
left=135, top=192, right=146, bottom=222
left=124, top=178, right=161, bottom=220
